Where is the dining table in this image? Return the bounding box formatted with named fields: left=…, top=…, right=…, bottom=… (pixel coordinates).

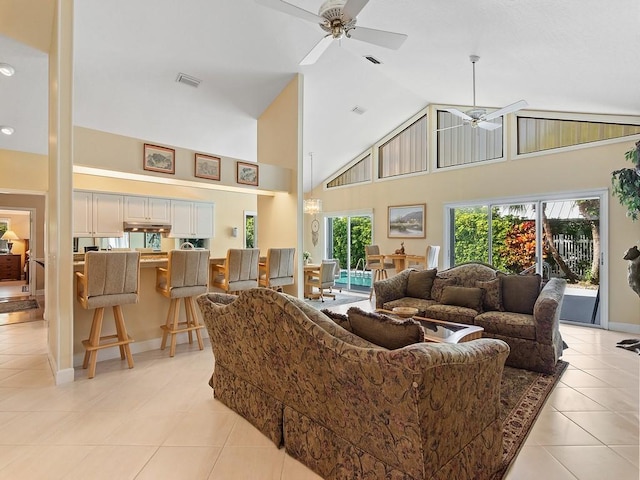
left=384, top=253, right=410, bottom=272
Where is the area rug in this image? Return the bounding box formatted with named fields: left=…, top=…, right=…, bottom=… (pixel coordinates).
left=493, top=360, right=569, bottom=479
left=0, top=298, right=39, bottom=314
left=303, top=292, right=366, bottom=309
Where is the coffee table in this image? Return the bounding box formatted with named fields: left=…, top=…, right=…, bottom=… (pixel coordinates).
left=376, top=309, right=483, bottom=344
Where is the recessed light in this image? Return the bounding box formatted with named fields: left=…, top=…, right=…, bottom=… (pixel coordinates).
left=0, top=126, right=15, bottom=135
left=0, top=63, right=15, bottom=77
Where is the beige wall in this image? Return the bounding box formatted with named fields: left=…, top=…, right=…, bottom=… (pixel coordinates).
left=315, top=137, right=640, bottom=330
left=257, top=75, right=302, bottom=296
left=75, top=127, right=291, bottom=194
left=0, top=0, right=54, bottom=53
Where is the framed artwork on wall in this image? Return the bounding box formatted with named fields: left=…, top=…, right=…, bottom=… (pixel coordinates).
left=388, top=204, right=426, bottom=238
left=194, top=153, right=221, bottom=180
left=236, top=161, right=259, bottom=186
left=143, top=143, right=175, bottom=174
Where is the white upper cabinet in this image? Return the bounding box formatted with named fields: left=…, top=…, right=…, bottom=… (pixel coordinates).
left=124, top=196, right=171, bottom=223
left=73, top=192, right=124, bottom=237
left=170, top=201, right=214, bottom=238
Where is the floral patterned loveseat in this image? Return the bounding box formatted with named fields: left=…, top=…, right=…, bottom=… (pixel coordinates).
left=197, top=288, right=509, bottom=480
left=374, top=262, right=566, bottom=374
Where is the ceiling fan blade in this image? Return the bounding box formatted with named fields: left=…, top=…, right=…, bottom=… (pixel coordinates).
left=255, top=0, right=324, bottom=24
left=299, top=35, right=334, bottom=65
left=483, top=100, right=528, bottom=121
left=342, top=0, right=369, bottom=20
left=477, top=121, right=502, bottom=131
left=436, top=124, right=464, bottom=132
left=347, top=26, right=407, bottom=50
left=443, top=108, right=473, bottom=122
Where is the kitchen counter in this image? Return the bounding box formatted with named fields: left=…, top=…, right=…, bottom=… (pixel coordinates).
left=72, top=252, right=227, bottom=366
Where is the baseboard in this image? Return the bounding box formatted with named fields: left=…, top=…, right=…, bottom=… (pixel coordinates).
left=608, top=322, right=640, bottom=335
left=47, top=351, right=75, bottom=385
left=71, top=333, right=209, bottom=367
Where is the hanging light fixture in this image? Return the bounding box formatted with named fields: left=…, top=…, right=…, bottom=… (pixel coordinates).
left=303, top=152, right=322, bottom=215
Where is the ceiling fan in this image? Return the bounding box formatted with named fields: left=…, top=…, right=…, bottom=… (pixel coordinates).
left=255, top=0, right=408, bottom=65
left=439, top=55, right=528, bottom=132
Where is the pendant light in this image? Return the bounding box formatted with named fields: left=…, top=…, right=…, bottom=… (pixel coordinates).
left=303, top=152, right=322, bottom=215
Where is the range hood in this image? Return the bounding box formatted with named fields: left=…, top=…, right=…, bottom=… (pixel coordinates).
left=123, top=222, right=172, bottom=233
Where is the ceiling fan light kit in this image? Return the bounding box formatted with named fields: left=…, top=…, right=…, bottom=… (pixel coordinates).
left=439, top=55, right=528, bottom=132
left=256, top=0, right=408, bottom=65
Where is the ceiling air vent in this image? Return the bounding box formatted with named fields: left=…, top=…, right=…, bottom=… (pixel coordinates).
left=364, top=55, right=381, bottom=65
left=176, top=73, right=201, bottom=88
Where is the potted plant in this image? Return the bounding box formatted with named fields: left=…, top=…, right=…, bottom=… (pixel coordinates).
left=612, top=141, right=640, bottom=221
left=303, top=251, right=312, bottom=264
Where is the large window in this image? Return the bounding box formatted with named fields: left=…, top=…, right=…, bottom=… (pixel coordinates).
left=446, top=192, right=606, bottom=327
left=518, top=116, right=640, bottom=154
left=437, top=110, right=503, bottom=168
left=326, top=154, right=371, bottom=188
left=378, top=115, right=427, bottom=178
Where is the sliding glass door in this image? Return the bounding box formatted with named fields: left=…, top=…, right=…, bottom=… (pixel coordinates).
left=447, top=192, right=606, bottom=326
left=325, top=214, right=372, bottom=292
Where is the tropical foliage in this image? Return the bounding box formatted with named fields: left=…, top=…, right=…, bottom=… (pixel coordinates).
left=331, top=217, right=372, bottom=269
left=611, top=142, right=640, bottom=221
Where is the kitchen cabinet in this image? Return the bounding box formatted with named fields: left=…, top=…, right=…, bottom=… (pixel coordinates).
left=73, top=192, right=124, bottom=237
left=0, top=254, right=21, bottom=280
left=124, top=196, right=171, bottom=223
left=170, top=201, right=214, bottom=238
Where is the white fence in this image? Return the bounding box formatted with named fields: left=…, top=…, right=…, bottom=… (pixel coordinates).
left=549, top=234, right=594, bottom=277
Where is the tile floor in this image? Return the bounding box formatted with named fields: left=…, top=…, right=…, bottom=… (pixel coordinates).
left=0, top=297, right=637, bottom=479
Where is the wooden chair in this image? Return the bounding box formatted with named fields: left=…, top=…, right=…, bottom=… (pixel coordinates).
left=259, top=247, right=295, bottom=291
left=156, top=249, right=210, bottom=357
left=407, top=245, right=441, bottom=270
left=75, top=251, right=140, bottom=379
left=305, top=260, right=337, bottom=302
left=211, top=248, right=260, bottom=293
left=365, top=245, right=395, bottom=300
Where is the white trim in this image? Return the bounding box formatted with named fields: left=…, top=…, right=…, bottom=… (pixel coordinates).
left=608, top=322, right=640, bottom=335
left=429, top=103, right=511, bottom=172
left=512, top=110, right=640, bottom=160
left=374, top=107, right=429, bottom=181
left=323, top=149, right=373, bottom=192
left=443, top=189, right=609, bottom=328
left=71, top=334, right=211, bottom=368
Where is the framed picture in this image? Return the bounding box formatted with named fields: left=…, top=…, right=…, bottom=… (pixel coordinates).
left=236, top=161, right=259, bottom=186
left=143, top=143, right=175, bottom=174
left=388, top=204, right=426, bottom=238
left=194, top=153, right=221, bottom=181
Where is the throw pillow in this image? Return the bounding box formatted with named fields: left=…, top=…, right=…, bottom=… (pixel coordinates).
left=500, top=274, right=541, bottom=314
left=475, top=278, right=503, bottom=311
left=431, top=276, right=458, bottom=302
left=440, top=286, right=484, bottom=312
left=321, top=309, right=352, bottom=332
left=346, top=307, right=424, bottom=349
left=406, top=268, right=437, bottom=299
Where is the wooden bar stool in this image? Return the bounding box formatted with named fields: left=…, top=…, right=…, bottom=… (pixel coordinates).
left=156, top=249, right=210, bottom=357
left=365, top=245, right=395, bottom=300
left=75, top=251, right=140, bottom=379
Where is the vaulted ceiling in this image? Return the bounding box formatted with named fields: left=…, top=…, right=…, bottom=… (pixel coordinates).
left=1, top=0, right=639, bottom=191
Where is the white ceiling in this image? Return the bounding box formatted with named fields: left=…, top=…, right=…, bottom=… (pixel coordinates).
left=1, top=0, right=639, bottom=191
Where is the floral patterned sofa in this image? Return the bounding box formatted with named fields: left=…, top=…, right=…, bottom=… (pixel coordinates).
left=197, top=288, right=510, bottom=480
left=374, top=262, right=566, bottom=374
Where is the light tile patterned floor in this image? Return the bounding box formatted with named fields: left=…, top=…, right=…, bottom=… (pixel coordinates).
left=0, top=298, right=637, bottom=479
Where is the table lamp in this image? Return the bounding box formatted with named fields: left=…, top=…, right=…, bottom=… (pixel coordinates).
left=1, top=230, right=19, bottom=253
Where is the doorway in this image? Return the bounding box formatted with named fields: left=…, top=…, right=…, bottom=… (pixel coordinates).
left=0, top=208, right=36, bottom=300
left=325, top=213, right=373, bottom=293
left=446, top=191, right=607, bottom=327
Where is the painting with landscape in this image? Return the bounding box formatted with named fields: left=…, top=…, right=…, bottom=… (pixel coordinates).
left=143, top=144, right=175, bottom=174
left=388, top=204, right=426, bottom=238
